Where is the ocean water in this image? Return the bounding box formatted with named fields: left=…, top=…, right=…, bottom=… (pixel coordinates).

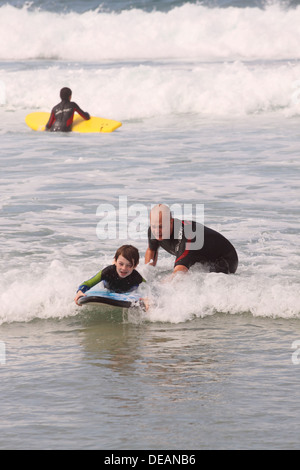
left=0, top=0, right=300, bottom=451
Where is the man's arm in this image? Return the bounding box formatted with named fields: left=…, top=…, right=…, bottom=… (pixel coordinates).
left=145, top=247, right=158, bottom=266
left=160, top=264, right=188, bottom=284
left=173, top=264, right=188, bottom=274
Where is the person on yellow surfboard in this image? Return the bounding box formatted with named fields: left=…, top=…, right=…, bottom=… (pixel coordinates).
left=46, top=87, right=90, bottom=132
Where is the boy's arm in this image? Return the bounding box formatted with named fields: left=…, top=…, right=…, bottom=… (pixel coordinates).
left=77, top=270, right=103, bottom=293
left=45, top=109, right=55, bottom=130
left=73, top=102, right=90, bottom=120
left=74, top=271, right=102, bottom=305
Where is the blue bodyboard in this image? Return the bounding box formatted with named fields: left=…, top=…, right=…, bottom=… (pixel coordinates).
left=77, top=289, right=143, bottom=309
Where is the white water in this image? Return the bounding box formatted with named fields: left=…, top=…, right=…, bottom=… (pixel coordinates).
left=1, top=114, right=299, bottom=325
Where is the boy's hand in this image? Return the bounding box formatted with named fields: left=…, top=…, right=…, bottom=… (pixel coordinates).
left=74, top=290, right=86, bottom=306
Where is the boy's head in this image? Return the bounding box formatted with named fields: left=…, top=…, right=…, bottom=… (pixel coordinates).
left=60, top=87, right=72, bottom=101
left=114, top=245, right=139, bottom=279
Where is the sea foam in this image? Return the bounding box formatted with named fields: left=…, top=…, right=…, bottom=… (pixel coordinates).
left=1, top=257, right=300, bottom=326
left=2, top=60, right=300, bottom=119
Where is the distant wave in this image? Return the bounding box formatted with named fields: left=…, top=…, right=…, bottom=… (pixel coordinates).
left=1, top=2, right=300, bottom=119
left=1, top=3, right=300, bottom=61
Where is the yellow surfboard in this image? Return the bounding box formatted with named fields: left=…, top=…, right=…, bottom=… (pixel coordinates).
left=25, top=112, right=122, bottom=133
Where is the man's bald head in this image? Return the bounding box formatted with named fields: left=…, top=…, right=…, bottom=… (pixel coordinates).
left=150, top=204, right=173, bottom=241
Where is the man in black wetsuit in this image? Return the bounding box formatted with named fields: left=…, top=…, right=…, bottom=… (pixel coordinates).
left=45, top=87, right=90, bottom=132
left=145, top=204, right=238, bottom=276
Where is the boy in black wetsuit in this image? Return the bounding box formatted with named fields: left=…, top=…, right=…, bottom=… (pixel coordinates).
left=46, top=87, right=90, bottom=132
left=74, top=245, right=146, bottom=306
left=145, top=204, right=238, bottom=277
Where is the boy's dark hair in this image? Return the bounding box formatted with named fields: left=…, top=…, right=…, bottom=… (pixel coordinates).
left=60, top=87, right=72, bottom=101
left=114, top=245, right=139, bottom=267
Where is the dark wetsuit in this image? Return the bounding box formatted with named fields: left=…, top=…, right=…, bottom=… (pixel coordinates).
left=148, top=218, right=238, bottom=274
left=46, top=100, right=90, bottom=132
left=77, top=265, right=146, bottom=294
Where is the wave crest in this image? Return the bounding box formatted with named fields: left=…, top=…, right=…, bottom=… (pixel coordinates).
left=1, top=2, right=300, bottom=61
